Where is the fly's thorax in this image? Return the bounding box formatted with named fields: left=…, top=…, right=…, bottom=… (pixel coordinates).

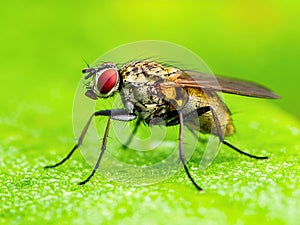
left=120, top=82, right=163, bottom=108
left=120, top=60, right=182, bottom=84
left=119, top=60, right=189, bottom=116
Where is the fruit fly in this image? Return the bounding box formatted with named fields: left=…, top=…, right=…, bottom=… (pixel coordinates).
left=45, top=60, right=280, bottom=191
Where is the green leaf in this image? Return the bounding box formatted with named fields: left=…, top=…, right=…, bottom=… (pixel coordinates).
left=1, top=95, right=299, bottom=225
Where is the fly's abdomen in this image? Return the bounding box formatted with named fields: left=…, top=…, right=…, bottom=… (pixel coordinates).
left=184, top=88, right=234, bottom=137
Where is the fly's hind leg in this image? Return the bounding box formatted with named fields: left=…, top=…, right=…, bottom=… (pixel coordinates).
left=222, top=140, right=268, bottom=159
left=209, top=107, right=269, bottom=160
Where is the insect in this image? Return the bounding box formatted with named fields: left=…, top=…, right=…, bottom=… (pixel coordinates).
left=45, top=60, right=280, bottom=191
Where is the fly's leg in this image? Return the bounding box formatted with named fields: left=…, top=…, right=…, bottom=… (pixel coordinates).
left=78, top=115, right=111, bottom=185
left=44, top=113, right=95, bottom=169
left=222, top=140, right=268, bottom=159
left=44, top=109, right=136, bottom=184
left=178, top=111, right=203, bottom=191
left=121, top=117, right=143, bottom=150
left=165, top=106, right=211, bottom=126
left=209, top=107, right=268, bottom=160
left=45, top=109, right=135, bottom=168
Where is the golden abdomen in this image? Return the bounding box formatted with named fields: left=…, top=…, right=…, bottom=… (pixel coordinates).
left=184, top=87, right=234, bottom=137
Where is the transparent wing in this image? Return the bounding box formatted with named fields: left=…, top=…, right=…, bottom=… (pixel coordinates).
left=199, top=135, right=221, bottom=170
left=177, top=70, right=280, bottom=99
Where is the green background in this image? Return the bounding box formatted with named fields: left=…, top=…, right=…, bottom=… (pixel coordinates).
left=1, top=0, right=299, bottom=225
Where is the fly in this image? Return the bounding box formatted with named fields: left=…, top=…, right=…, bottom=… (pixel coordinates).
left=45, top=60, right=280, bottom=191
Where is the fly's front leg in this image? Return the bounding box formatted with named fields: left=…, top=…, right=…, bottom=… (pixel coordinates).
left=45, top=109, right=136, bottom=184
left=44, top=112, right=96, bottom=169
left=78, top=115, right=111, bottom=185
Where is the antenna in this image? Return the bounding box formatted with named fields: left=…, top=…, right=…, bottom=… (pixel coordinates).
left=81, top=56, right=90, bottom=68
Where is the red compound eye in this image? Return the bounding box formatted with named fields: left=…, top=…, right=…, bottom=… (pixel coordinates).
left=97, top=69, right=118, bottom=94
